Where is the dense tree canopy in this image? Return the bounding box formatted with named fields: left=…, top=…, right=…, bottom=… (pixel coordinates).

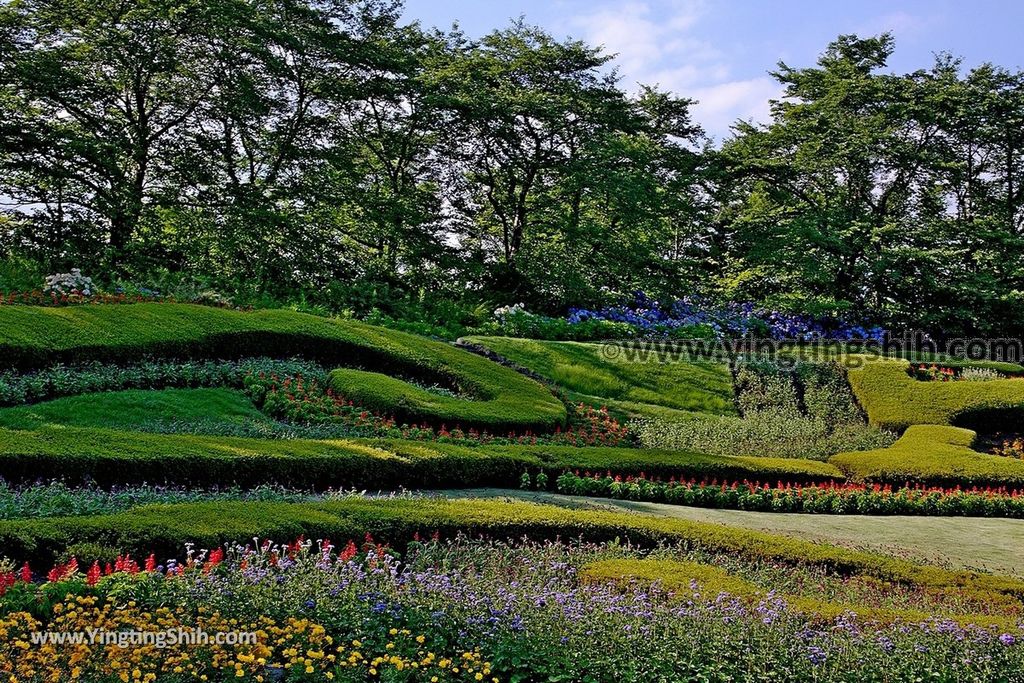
left=2, top=1, right=1023, bottom=337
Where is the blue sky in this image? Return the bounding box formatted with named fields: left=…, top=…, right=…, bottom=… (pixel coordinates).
left=401, top=0, right=1024, bottom=141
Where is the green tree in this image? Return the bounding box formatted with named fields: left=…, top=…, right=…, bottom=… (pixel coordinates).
left=0, top=0, right=219, bottom=269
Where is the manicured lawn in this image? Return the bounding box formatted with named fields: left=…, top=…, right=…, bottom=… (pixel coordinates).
left=0, top=388, right=267, bottom=431
left=464, top=336, right=737, bottom=418
left=450, top=488, right=1024, bottom=576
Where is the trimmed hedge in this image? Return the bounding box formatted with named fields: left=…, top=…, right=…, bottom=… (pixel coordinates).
left=847, top=359, right=1024, bottom=432
left=0, top=304, right=565, bottom=431
left=2, top=497, right=1022, bottom=599
left=0, top=426, right=844, bottom=488
left=830, top=425, right=1024, bottom=488
left=580, top=558, right=1021, bottom=629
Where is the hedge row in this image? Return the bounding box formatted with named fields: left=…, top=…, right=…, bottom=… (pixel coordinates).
left=830, top=425, right=1024, bottom=488
left=0, top=304, right=565, bottom=431
left=2, top=497, right=1021, bottom=599
left=0, top=426, right=844, bottom=488
left=847, top=359, right=1024, bottom=432
left=580, top=558, right=1022, bottom=630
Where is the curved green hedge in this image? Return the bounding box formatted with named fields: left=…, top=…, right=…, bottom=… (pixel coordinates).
left=0, top=426, right=843, bottom=488
left=0, top=304, right=565, bottom=431
left=830, top=424, right=1024, bottom=488
left=2, top=497, right=1021, bottom=599
left=847, top=359, right=1024, bottom=432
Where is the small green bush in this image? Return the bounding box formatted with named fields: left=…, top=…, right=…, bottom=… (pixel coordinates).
left=830, top=424, right=1024, bottom=488
left=0, top=304, right=566, bottom=431
left=848, top=359, right=1024, bottom=432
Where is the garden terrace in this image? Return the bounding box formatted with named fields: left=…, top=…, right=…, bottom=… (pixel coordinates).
left=0, top=425, right=843, bottom=488
left=0, top=304, right=566, bottom=432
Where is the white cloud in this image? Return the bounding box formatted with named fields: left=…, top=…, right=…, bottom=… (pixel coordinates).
left=689, top=77, right=783, bottom=137
left=568, top=0, right=778, bottom=141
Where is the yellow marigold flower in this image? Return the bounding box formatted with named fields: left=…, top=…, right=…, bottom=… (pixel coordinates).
left=476, top=674, right=484, bottom=681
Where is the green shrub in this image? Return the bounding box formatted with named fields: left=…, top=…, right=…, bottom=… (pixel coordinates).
left=632, top=412, right=895, bottom=461
left=3, top=497, right=1022, bottom=599
left=0, top=304, right=565, bottom=431
left=733, top=361, right=801, bottom=416
left=830, top=424, right=1024, bottom=488
left=0, top=425, right=843, bottom=489
left=848, top=359, right=1024, bottom=432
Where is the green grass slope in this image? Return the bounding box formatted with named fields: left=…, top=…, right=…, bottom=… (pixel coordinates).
left=847, top=359, right=1024, bottom=432
left=0, top=304, right=565, bottom=431
left=463, top=336, right=736, bottom=419
left=830, top=424, right=1024, bottom=488
left=0, top=388, right=266, bottom=431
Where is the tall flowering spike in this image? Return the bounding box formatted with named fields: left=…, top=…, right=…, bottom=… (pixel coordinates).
left=86, top=561, right=100, bottom=586
left=20, top=562, right=30, bottom=583
left=145, top=554, right=157, bottom=573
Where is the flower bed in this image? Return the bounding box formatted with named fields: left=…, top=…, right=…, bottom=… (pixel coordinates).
left=556, top=471, right=1024, bottom=518
left=246, top=371, right=630, bottom=446
left=567, top=292, right=887, bottom=342
left=0, top=536, right=1021, bottom=681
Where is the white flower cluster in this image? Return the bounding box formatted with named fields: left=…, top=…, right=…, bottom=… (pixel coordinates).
left=492, top=303, right=528, bottom=322
left=43, top=268, right=95, bottom=296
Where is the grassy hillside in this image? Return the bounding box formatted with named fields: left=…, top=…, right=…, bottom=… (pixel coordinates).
left=463, top=336, right=736, bottom=419
left=0, top=388, right=266, bottom=431
left=847, top=359, right=1024, bottom=431
left=0, top=304, right=566, bottom=431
